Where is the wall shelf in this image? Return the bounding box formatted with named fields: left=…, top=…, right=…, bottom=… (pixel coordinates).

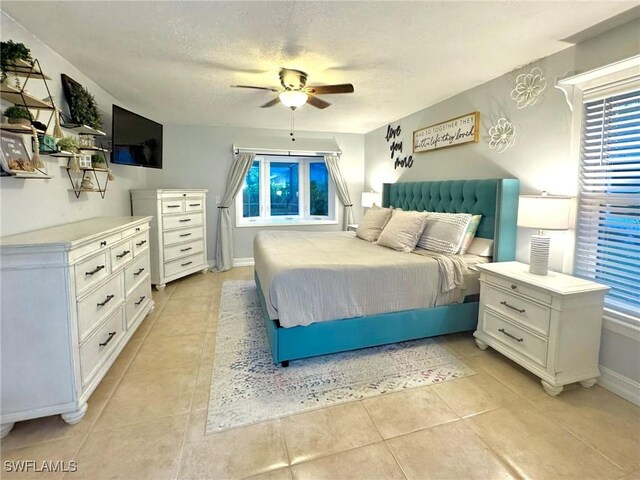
left=0, top=83, right=54, bottom=110
left=61, top=124, right=106, bottom=136
left=2, top=59, right=51, bottom=80
left=0, top=123, right=44, bottom=134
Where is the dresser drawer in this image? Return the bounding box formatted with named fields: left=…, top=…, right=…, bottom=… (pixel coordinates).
left=80, top=307, right=125, bottom=386
left=77, top=273, right=124, bottom=342
left=75, top=251, right=109, bottom=294
left=484, top=274, right=551, bottom=305
left=185, top=199, right=204, bottom=212
left=132, top=232, right=149, bottom=256
left=483, top=307, right=548, bottom=367
left=126, top=281, right=152, bottom=328
left=162, top=199, right=185, bottom=214
left=124, top=252, right=150, bottom=295
left=163, top=213, right=203, bottom=231
left=70, top=232, right=121, bottom=263
left=110, top=239, right=133, bottom=271
left=163, top=226, right=204, bottom=246
left=163, top=239, right=204, bottom=262
left=164, top=253, right=204, bottom=278
left=122, top=224, right=146, bottom=239
left=483, top=284, right=550, bottom=336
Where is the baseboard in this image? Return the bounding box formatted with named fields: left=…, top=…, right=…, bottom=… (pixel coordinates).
left=233, top=257, right=255, bottom=267
left=598, top=366, right=640, bottom=406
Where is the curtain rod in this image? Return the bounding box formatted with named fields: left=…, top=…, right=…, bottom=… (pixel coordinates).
left=233, top=146, right=341, bottom=156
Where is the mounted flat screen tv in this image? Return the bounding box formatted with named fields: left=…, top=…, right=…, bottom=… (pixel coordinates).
left=111, top=105, right=163, bottom=169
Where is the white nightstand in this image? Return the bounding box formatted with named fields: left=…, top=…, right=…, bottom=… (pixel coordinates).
left=473, top=261, right=609, bottom=396
left=347, top=224, right=358, bottom=232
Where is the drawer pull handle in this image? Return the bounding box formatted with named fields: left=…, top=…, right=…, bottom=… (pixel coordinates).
left=499, top=328, right=523, bottom=343
left=98, top=332, right=116, bottom=347
left=100, top=241, right=107, bottom=247
left=180, top=247, right=193, bottom=252
left=136, top=240, right=147, bottom=247
left=97, top=294, right=115, bottom=307
left=167, top=205, right=181, bottom=208
left=189, top=203, right=200, bottom=207
left=134, top=267, right=145, bottom=276
left=99, top=331, right=117, bottom=347
left=116, top=250, right=131, bottom=259
left=85, top=265, right=105, bottom=276
left=135, top=295, right=146, bottom=306
left=500, top=301, right=525, bottom=314
left=181, top=261, right=193, bottom=267
left=510, top=284, right=518, bottom=290
left=179, top=233, right=192, bottom=237
left=179, top=219, right=192, bottom=223
left=135, top=227, right=141, bottom=232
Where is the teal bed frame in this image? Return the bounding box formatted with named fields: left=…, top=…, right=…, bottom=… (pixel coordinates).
left=256, top=178, right=520, bottom=366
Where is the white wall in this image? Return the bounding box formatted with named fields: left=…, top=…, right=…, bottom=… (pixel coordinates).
left=146, top=125, right=364, bottom=261
left=0, top=12, right=148, bottom=237
left=363, top=18, right=640, bottom=398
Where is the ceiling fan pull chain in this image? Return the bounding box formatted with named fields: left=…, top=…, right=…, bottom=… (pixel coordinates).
left=290, top=110, right=296, bottom=142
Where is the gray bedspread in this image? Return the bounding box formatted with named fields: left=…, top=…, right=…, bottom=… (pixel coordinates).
left=254, top=230, right=484, bottom=328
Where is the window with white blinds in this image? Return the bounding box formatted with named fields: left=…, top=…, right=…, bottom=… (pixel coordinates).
left=575, top=86, right=640, bottom=318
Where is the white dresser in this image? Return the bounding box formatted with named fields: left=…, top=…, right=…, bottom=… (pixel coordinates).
left=130, top=189, right=208, bottom=290
left=0, top=217, right=154, bottom=438
left=474, top=261, right=609, bottom=396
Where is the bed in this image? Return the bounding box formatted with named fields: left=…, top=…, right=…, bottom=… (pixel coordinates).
left=254, top=178, right=519, bottom=366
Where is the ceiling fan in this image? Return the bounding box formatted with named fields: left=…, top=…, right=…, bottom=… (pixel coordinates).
left=230, top=68, right=354, bottom=110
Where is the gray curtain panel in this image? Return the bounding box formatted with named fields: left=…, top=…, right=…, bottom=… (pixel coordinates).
left=324, top=155, right=354, bottom=230
left=214, top=152, right=256, bottom=271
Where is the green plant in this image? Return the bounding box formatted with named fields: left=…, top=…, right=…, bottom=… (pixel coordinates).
left=56, top=136, right=79, bottom=153
left=3, top=105, right=32, bottom=120
left=67, top=84, right=103, bottom=130
left=1, top=40, right=32, bottom=82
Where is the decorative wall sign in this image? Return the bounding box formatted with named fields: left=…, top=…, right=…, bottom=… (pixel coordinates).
left=488, top=118, right=516, bottom=153
left=384, top=123, right=413, bottom=170
left=0, top=132, right=35, bottom=175
left=413, top=112, right=479, bottom=153
left=511, top=67, right=546, bottom=109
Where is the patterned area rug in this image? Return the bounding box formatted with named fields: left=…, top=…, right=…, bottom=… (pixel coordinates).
left=206, top=280, right=476, bottom=434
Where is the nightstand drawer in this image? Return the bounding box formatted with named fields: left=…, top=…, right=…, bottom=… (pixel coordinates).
left=483, top=307, right=548, bottom=367
left=484, top=274, right=551, bottom=305
left=483, top=285, right=550, bottom=336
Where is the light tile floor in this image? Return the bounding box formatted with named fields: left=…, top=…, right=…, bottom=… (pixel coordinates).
left=2, top=267, right=639, bottom=480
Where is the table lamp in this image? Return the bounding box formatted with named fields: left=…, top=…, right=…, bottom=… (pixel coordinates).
left=361, top=191, right=382, bottom=209
left=517, top=192, right=572, bottom=275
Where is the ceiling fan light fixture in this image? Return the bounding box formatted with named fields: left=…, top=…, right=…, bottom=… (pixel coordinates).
left=279, top=90, right=308, bottom=109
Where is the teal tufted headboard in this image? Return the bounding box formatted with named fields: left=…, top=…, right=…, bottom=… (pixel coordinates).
left=381, top=179, right=520, bottom=261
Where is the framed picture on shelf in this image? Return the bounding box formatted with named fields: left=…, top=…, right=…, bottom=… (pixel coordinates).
left=0, top=132, right=37, bottom=175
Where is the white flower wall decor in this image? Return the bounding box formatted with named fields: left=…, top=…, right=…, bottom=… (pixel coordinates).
left=488, top=118, right=516, bottom=153
left=511, top=67, right=547, bottom=109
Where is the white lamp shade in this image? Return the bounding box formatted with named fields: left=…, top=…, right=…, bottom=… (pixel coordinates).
left=279, top=90, right=308, bottom=109
left=361, top=191, right=382, bottom=208
left=517, top=195, right=572, bottom=230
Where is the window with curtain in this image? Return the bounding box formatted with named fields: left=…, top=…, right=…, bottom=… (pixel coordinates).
left=574, top=85, right=640, bottom=319
left=236, top=155, right=336, bottom=226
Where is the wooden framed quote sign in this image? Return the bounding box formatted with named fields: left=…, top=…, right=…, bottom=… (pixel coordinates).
left=413, top=112, right=479, bottom=153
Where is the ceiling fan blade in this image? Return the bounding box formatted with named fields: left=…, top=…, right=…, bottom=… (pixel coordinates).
left=230, top=85, right=280, bottom=92
left=306, top=95, right=331, bottom=109
left=305, top=84, right=354, bottom=95
left=260, top=98, right=281, bottom=108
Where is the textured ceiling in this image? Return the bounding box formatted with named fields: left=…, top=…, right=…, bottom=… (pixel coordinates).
left=2, top=1, right=637, bottom=134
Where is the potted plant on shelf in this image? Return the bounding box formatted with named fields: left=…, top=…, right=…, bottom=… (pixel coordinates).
left=1, top=40, right=32, bottom=84
left=3, top=106, right=32, bottom=126
left=56, top=136, right=79, bottom=154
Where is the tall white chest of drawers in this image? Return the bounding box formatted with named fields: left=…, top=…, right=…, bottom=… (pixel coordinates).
left=473, top=261, right=609, bottom=396
left=130, top=189, right=208, bottom=290
left=0, top=217, right=155, bottom=438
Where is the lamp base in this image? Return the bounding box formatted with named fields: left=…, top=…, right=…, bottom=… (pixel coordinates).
left=529, top=234, right=550, bottom=275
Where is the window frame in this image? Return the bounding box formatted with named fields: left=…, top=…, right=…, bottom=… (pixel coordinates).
left=558, top=55, right=640, bottom=326
left=235, top=155, right=337, bottom=227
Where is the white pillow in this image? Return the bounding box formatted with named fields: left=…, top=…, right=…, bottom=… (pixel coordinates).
left=467, top=237, right=494, bottom=257
left=417, top=212, right=472, bottom=254
left=356, top=206, right=392, bottom=242
left=376, top=210, right=430, bottom=252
